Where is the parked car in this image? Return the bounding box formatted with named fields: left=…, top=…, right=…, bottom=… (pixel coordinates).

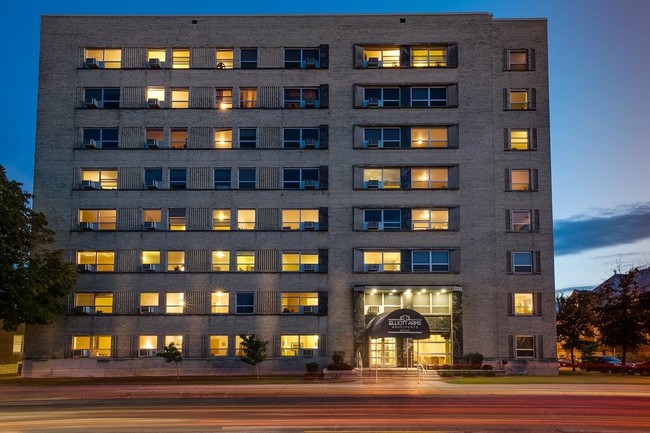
left=632, top=361, right=650, bottom=376
left=578, top=356, right=635, bottom=374
left=558, top=357, right=575, bottom=367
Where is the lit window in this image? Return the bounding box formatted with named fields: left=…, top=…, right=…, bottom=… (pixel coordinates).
left=512, top=252, right=533, bottom=274
left=413, top=334, right=451, bottom=366
left=216, top=88, right=233, bottom=109
left=238, top=168, right=256, bottom=189
left=172, top=49, right=190, bottom=69
left=282, top=209, right=319, bottom=230
left=169, top=129, right=187, bottom=149
left=77, top=251, right=114, bottom=272
left=81, top=169, right=117, bottom=190
left=85, top=48, right=121, bottom=68
left=12, top=335, right=24, bottom=354
left=412, top=250, right=450, bottom=272
left=168, top=208, right=186, bottom=231
left=167, top=251, right=185, bottom=272
left=138, top=335, right=158, bottom=357
left=281, top=251, right=319, bottom=272
left=509, top=90, right=528, bottom=110
left=363, top=209, right=401, bottom=230
left=79, top=209, right=116, bottom=230
left=511, top=210, right=532, bottom=232
left=236, top=292, right=254, bottom=313
left=364, top=292, right=402, bottom=315
left=411, top=127, right=448, bottom=148
left=364, top=251, right=401, bottom=272
left=284, top=48, right=320, bottom=68
left=281, top=292, right=319, bottom=314
left=146, top=128, right=164, bottom=148
left=143, top=209, right=162, bottom=225
left=283, top=88, right=320, bottom=108
left=515, top=335, right=535, bottom=358
left=508, top=49, right=528, bottom=71
left=411, top=87, right=447, bottom=107
left=364, top=128, right=400, bottom=148
left=212, top=251, right=230, bottom=272
left=171, top=88, right=189, bottom=109
left=236, top=335, right=246, bottom=356
left=213, top=209, right=231, bottom=230
left=214, top=169, right=232, bottom=189
left=240, top=88, right=257, bottom=108
left=280, top=335, right=319, bottom=357
left=510, top=170, right=531, bottom=191
left=363, top=168, right=400, bottom=189
left=240, top=49, right=258, bottom=69
left=412, top=291, right=451, bottom=315
left=146, top=87, right=165, bottom=103
left=140, top=293, right=159, bottom=313
left=164, top=335, right=183, bottom=352
left=72, top=336, right=111, bottom=358
left=411, top=46, right=447, bottom=67
left=141, top=251, right=161, bottom=266
left=509, top=129, right=530, bottom=150
left=412, top=208, right=449, bottom=230
left=364, top=87, right=400, bottom=107
left=74, top=293, right=113, bottom=314
left=283, top=168, right=319, bottom=189
left=237, top=209, right=255, bottom=230
left=210, top=335, right=229, bottom=356
left=165, top=293, right=184, bottom=314
left=84, top=88, right=120, bottom=109
left=514, top=293, right=534, bottom=315
left=283, top=128, right=320, bottom=149
left=147, top=49, right=166, bottom=63
left=169, top=168, right=187, bottom=189
left=82, top=128, right=118, bottom=149
left=411, top=168, right=448, bottom=189
left=363, top=47, right=400, bottom=68
left=238, top=128, right=257, bottom=149
left=236, top=252, right=255, bottom=272
left=216, top=49, right=234, bottom=69
left=211, top=292, right=229, bottom=313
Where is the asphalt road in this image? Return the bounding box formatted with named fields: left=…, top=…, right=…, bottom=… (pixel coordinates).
left=2, top=380, right=650, bottom=432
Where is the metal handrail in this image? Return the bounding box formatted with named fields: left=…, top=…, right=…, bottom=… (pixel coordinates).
left=356, top=350, right=363, bottom=380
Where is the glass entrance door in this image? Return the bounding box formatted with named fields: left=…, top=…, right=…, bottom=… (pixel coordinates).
left=370, top=337, right=396, bottom=367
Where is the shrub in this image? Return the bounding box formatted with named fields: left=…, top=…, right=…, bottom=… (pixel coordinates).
left=306, top=362, right=320, bottom=373
left=481, top=364, right=493, bottom=371
left=466, top=352, right=484, bottom=368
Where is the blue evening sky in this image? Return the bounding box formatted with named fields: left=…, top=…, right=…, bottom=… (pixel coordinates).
left=2, top=0, right=649, bottom=292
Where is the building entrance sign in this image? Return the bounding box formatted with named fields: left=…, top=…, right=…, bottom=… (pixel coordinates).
left=365, top=308, right=430, bottom=339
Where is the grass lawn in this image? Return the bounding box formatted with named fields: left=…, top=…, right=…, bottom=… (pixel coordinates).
left=442, top=369, right=650, bottom=385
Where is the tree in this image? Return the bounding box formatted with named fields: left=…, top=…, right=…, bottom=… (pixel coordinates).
left=596, top=267, right=650, bottom=373
left=157, top=341, right=183, bottom=378
left=556, top=292, right=596, bottom=371
left=239, top=334, right=268, bottom=379
left=0, top=166, right=77, bottom=331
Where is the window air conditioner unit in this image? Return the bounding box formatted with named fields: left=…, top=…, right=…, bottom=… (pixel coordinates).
left=142, top=264, right=158, bottom=272
left=302, top=349, right=315, bottom=357
left=143, top=221, right=159, bottom=231
left=303, top=179, right=316, bottom=189
left=148, top=98, right=161, bottom=108
left=367, top=305, right=380, bottom=315
left=146, top=139, right=160, bottom=149
left=303, top=221, right=315, bottom=230
left=303, top=138, right=317, bottom=149
left=302, top=264, right=316, bottom=272
left=146, top=180, right=160, bottom=190
left=72, top=349, right=91, bottom=358
left=85, top=58, right=100, bottom=69
left=85, top=98, right=99, bottom=108
left=77, top=264, right=95, bottom=273
left=302, top=305, right=318, bottom=314
left=366, top=138, right=380, bottom=148
left=367, top=221, right=380, bottom=230
left=366, top=97, right=379, bottom=107
left=304, top=57, right=316, bottom=68
left=81, top=180, right=100, bottom=190
left=367, top=57, right=379, bottom=67
left=147, top=58, right=161, bottom=69
left=367, top=264, right=381, bottom=272
left=139, top=349, right=157, bottom=357
left=79, top=222, right=97, bottom=231
left=80, top=306, right=95, bottom=314
left=367, top=180, right=380, bottom=189
left=83, top=139, right=98, bottom=149
left=140, top=306, right=158, bottom=314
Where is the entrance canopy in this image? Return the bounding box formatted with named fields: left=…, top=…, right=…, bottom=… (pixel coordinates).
left=365, top=308, right=430, bottom=339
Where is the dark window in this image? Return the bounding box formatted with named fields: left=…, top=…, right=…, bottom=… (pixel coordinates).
left=236, top=292, right=254, bottom=314
left=283, top=168, right=319, bottom=189
left=144, top=169, right=162, bottom=183
left=238, top=168, right=256, bottom=189
left=364, top=88, right=400, bottom=107
left=284, top=48, right=320, bottom=68
left=364, top=209, right=401, bottom=230
left=214, top=168, right=231, bottom=189
left=513, top=252, right=533, bottom=273
left=239, top=128, right=257, bottom=149
left=169, top=169, right=187, bottom=189
left=83, top=128, right=118, bottom=149
left=412, top=250, right=450, bottom=272
left=240, top=49, right=258, bottom=69
left=84, top=88, right=120, bottom=108
left=364, top=128, right=400, bottom=148
left=283, top=128, right=319, bottom=148
left=411, top=87, right=447, bottom=107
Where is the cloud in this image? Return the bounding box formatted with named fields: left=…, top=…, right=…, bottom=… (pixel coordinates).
left=554, top=203, right=650, bottom=256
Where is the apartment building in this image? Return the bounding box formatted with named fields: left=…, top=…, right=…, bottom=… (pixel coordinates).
left=25, top=14, right=556, bottom=376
